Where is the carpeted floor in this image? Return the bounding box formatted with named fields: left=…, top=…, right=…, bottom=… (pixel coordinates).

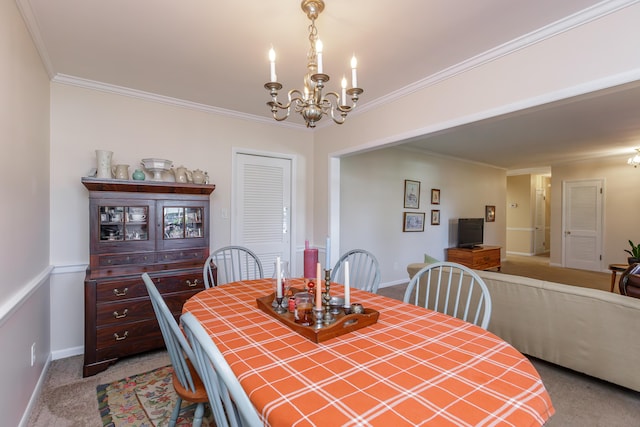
left=28, top=255, right=639, bottom=426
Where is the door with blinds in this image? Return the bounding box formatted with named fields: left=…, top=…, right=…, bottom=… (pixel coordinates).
left=563, top=179, right=603, bottom=271
left=234, top=153, right=292, bottom=278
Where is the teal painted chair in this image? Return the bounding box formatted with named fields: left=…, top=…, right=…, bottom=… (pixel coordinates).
left=141, top=273, right=208, bottom=427
left=403, top=261, right=492, bottom=329
left=181, top=312, right=263, bottom=427
left=330, top=249, right=381, bottom=293
left=203, top=245, right=264, bottom=288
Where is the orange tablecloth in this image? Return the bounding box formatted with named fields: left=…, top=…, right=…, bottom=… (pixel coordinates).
left=183, top=278, right=554, bottom=426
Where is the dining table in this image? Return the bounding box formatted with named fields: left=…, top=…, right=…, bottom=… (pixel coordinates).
left=182, top=278, right=555, bottom=426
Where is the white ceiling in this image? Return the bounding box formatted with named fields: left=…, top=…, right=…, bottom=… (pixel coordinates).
left=18, top=0, right=640, bottom=170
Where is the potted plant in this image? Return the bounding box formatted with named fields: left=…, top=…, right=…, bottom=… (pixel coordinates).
left=624, top=240, right=640, bottom=264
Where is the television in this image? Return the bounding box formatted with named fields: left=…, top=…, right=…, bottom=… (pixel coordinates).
left=457, top=218, right=484, bottom=248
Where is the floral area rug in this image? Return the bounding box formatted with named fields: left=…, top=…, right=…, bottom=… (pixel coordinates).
left=97, top=365, right=213, bottom=427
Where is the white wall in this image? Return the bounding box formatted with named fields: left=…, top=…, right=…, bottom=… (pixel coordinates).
left=48, top=83, right=314, bottom=354
left=550, top=154, right=640, bottom=269
left=0, top=0, right=51, bottom=424
left=340, top=147, right=506, bottom=285
left=313, top=3, right=640, bottom=247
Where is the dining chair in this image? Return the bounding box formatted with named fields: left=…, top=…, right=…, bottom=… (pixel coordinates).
left=203, top=245, right=264, bottom=288
left=141, top=273, right=208, bottom=427
left=181, top=312, right=263, bottom=427
left=330, top=249, right=381, bottom=293
left=403, top=261, right=492, bottom=329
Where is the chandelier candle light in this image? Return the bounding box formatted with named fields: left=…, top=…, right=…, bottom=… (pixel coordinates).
left=628, top=148, right=640, bottom=167
left=265, top=0, right=363, bottom=128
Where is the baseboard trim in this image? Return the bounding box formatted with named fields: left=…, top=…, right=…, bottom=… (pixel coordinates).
left=378, top=279, right=408, bottom=289
left=18, top=353, right=52, bottom=427
left=51, top=345, right=84, bottom=361
left=506, top=251, right=536, bottom=257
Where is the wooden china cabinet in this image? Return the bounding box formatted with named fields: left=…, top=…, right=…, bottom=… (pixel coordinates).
left=81, top=178, right=215, bottom=377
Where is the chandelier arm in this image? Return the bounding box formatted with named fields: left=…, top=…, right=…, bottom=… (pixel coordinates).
left=264, top=0, right=363, bottom=127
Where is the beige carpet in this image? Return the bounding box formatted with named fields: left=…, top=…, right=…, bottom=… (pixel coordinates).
left=500, top=254, right=614, bottom=293
left=28, top=350, right=170, bottom=426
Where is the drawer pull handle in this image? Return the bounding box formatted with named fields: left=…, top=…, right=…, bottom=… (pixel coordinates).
left=113, top=309, right=129, bottom=319
left=113, top=287, right=128, bottom=297
left=186, top=279, right=200, bottom=287
left=114, top=331, right=129, bottom=341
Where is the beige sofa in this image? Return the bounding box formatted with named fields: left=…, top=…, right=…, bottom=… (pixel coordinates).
left=407, top=263, right=640, bottom=392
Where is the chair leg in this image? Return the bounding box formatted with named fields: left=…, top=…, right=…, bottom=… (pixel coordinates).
left=169, top=396, right=183, bottom=427
left=192, top=402, right=205, bottom=427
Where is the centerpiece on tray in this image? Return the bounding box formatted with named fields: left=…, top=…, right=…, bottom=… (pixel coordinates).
left=256, top=259, right=379, bottom=343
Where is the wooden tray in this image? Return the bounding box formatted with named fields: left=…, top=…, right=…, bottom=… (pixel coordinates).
left=256, top=292, right=379, bottom=343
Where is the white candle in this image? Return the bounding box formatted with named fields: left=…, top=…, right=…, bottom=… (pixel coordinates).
left=350, top=55, right=358, bottom=88
left=316, top=39, right=323, bottom=74
left=341, top=76, right=347, bottom=106
left=276, top=256, right=282, bottom=298
left=325, top=236, right=331, bottom=268
left=269, top=48, right=277, bottom=82
left=316, top=262, right=322, bottom=310
left=344, top=261, right=350, bottom=306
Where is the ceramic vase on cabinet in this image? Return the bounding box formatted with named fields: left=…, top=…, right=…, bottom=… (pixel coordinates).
left=96, top=150, right=113, bottom=179
left=113, top=164, right=129, bottom=180
left=191, top=169, right=206, bottom=184
left=173, top=166, right=189, bottom=183
left=132, top=169, right=146, bottom=180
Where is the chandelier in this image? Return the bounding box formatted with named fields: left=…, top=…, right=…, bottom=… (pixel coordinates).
left=628, top=148, right=640, bottom=167
left=264, top=0, right=363, bottom=128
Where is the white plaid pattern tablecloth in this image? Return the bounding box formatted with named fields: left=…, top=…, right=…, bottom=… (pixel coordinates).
left=183, top=278, right=554, bottom=427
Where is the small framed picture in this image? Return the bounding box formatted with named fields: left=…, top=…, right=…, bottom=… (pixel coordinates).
left=431, top=210, right=440, bottom=225
left=431, top=189, right=441, bottom=205
left=403, top=212, right=425, bottom=232
left=404, top=180, right=421, bottom=209
left=485, top=205, right=496, bottom=222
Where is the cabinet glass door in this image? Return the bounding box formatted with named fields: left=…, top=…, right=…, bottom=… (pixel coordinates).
left=125, top=206, right=149, bottom=240
left=99, top=205, right=149, bottom=241
left=163, top=206, right=204, bottom=239
left=185, top=207, right=203, bottom=238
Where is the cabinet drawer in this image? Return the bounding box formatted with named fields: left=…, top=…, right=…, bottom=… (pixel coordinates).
left=95, top=271, right=205, bottom=303
left=158, top=249, right=207, bottom=263
left=95, top=318, right=165, bottom=351
left=98, top=252, right=156, bottom=267
left=96, top=291, right=200, bottom=326
left=94, top=333, right=165, bottom=362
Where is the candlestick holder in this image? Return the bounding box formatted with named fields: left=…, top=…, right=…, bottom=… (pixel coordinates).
left=323, top=269, right=332, bottom=307
left=313, top=307, right=324, bottom=329
left=273, top=296, right=288, bottom=314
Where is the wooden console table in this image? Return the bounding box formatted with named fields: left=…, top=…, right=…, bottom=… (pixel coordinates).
left=446, top=246, right=501, bottom=271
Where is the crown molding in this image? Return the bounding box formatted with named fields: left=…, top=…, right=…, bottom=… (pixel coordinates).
left=355, top=0, right=640, bottom=116
left=51, top=74, right=305, bottom=129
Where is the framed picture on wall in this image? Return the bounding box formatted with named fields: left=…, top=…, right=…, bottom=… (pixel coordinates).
left=431, top=189, right=441, bottom=205
left=485, top=205, right=496, bottom=222
left=403, top=212, right=425, bottom=232
left=431, top=210, right=440, bottom=225
left=404, top=180, right=421, bottom=209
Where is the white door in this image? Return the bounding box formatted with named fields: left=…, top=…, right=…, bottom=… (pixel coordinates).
left=534, top=187, right=546, bottom=255
left=234, top=153, right=292, bottom=278
left=563, top=179, right=603, bottom=271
